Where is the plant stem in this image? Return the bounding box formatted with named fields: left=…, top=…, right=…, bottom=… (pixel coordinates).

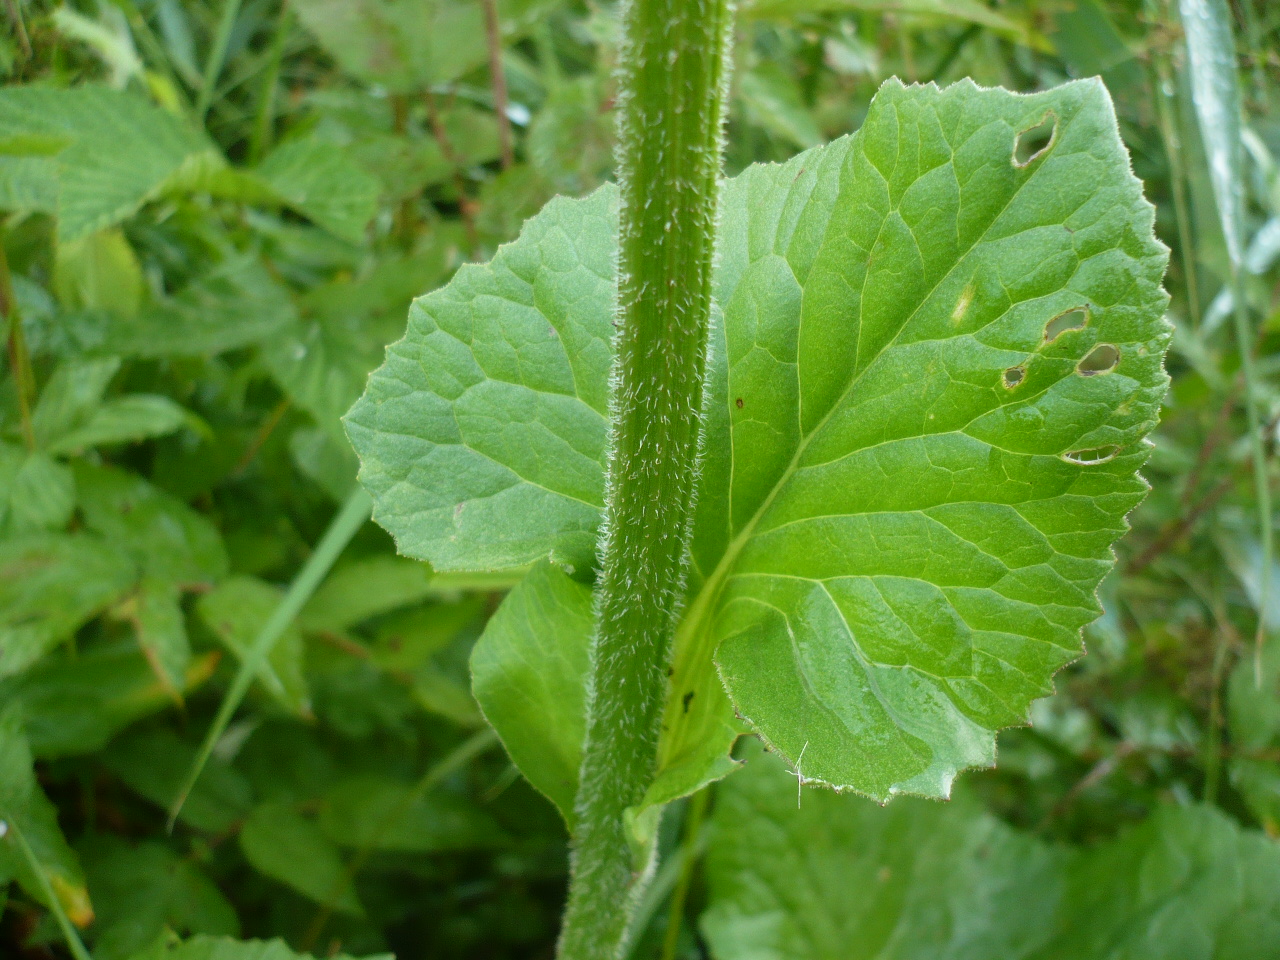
left=479, top=0, right=514, bottom=170
left=5, top=821, right=94, bottom=960
left=196, top=0, right=244, bottom=122
left=556, top=0, right=733, bottom=956
left=659, top=788, right=710, bottom=960
left=248, top=0, right=291, bottom=164
left=168, top=487, right=371, bottom=827
left=0, top=235, right=35, bottom=450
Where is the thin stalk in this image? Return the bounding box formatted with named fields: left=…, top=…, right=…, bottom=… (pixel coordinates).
left=113, top=0, right=195, bottom=115
left=1230, top=270, right=1273, bottom=683
left=1202, top=596, right=1235, bottom=803
left=168, top=488, right=371, bottom=827
left=3, top=0, right=31, bottom=62
left=425, top=89, right=480, bottom=258
left=0, top=236, right=35, bottom=450
left=1152, top=51, right=1202, bottom=327
left=248, top=1, right=291, bottom=164
left=659, top=788, right=710, bottom=960
left=480, top=0, right=514, bottom=170
left=5, top=821, right=94, bottom=960
left=556, top=0, right=733, bottom=956
left=620, top=801, right=711, bottom=960
left=196, top=0, right=245, bottom=122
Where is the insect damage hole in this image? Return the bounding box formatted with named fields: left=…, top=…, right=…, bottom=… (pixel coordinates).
left=1077, top=343, right=1120, bottom=376
left=1061, top=445, right=1119, bottom=466
left=1014, top=113, right=1057, bottom=167
left=1003, top=366, right=1025, bottom=388
left=1044, top=307, right=1087, bottom=343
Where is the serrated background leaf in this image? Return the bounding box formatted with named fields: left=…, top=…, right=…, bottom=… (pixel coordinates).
left=703, top=744, right=1280, bottom=960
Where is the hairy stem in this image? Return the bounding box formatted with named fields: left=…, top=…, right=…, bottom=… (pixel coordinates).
left=556, top=0, right=733, bottom=956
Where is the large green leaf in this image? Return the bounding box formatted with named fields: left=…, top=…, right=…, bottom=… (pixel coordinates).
left=702, top=744, right=1280, bottom=960
left=348, top=78, right=1170, bottom=802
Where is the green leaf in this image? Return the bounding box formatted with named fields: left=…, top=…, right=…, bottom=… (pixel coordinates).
left=738, top=63, right=823, bottom=150
left=470, top=560, right=593, bottom=824
left=102, top=727, right=253, bottom=834
left=0, top=643, right=219, bottom=758
left=125, top=936, right=390, bottom=960
left=62, top=255, right=295, bottom=359
left=197, top=577, right=311, bottom=714
left=0, top=443, right=75, bottom=534
left=345, top=187, right=617, bottom=576
left=371, top=597, right=489, bottom=673
left=300, top=555, right=436, bottom=632
left=30, top=356, right=121, bottom=448
left=0, top=86, right=223, bottom=242
left=131, top=578, right=193, bottom=693
left=350, top=79, right=1171, bottom=802
left=0, top=704, right=94, bottom=928
left=1229, top=637, right=1280, bottom=832
left=81, top=837, right=238, bottom=960
left=292, top=0, right=550, bottom=92
left=703, top=744, right=1280, bottom=960
left=0, top=533, right=136, bottom=677
left=53, top=228, right=144, bottom=316
left=257, top=136, right=380, bottom=243
left=238, top=802, right=362, bottom=916
left=739, top=0, right=1041, bottom=43
left=45, top=395, right=189, bottom=455
left=317, top=776, right=504, bottom=853
left=263, top=252, right=452, bottom=437
left=75, top=463, right=227, bottom=586
left=1037, top=806, right=1280, bottom=960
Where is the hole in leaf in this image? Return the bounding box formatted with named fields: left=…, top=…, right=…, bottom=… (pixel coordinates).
left=1078, top=344, right=1120, bottom=376
left=1014, top=114, right=1057, bottom=167
left=1044, top=307, right=1087, bottom=343
left=1003, top=366, right=1025, bottom=388
left=1061, top=446, right=1119, bottom=466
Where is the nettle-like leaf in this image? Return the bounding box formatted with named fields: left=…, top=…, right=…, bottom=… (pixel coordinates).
left=347, top=78, right=1170, bottom=807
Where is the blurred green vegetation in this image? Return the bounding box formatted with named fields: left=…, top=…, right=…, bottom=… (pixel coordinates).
left=1, top=1, right=1279, bottom=958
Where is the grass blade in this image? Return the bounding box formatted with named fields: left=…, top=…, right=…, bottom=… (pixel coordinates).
left=196, top=0, right=245, bottom=122
left=3, top=820, right=94, bottom=960
left=168, top=487, right=371, bottom=828
left=1179, top=0, right=1273, bottom=681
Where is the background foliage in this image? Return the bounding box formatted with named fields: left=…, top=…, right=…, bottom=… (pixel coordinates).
left=1, top=0, right=1279, bottom=958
